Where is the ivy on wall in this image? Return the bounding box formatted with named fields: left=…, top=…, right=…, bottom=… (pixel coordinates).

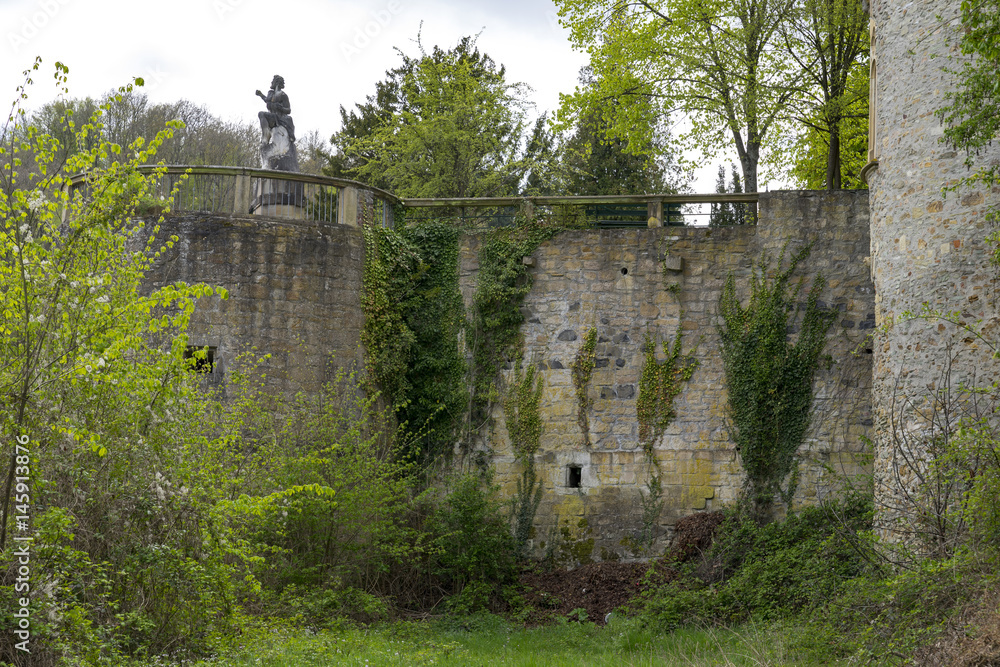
left=636, top=327, right=699, bottom=452
left=360, top=215, right=467, bottom=463
left=360, top=221, right=418, bottom=413
left=505, top=360, right=545, bottom=560
left=571, top=327, right=598, bottom=446
left=717, top=244, right=836, bottom=518
left=466, top=218, right=559, bottom=437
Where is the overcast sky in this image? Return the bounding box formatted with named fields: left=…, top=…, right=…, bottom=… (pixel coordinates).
left=1, top=0, right=743, bottom=192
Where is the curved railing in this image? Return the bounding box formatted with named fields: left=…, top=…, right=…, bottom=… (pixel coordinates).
left=67, top=165, right=761, bottom=228
left=67, top=165, right=400, bottom=228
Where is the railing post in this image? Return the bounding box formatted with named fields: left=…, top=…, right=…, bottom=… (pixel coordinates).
left=234, top=173, right=251, bottom=215
left=647, top=200, right=663, bottom=228
left=520, top=199, right=535, bottom=221
left=338, top=186, right=359, bottom=226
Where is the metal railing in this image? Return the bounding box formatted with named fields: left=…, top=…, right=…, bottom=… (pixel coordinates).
left=401, top=193, right=760, bottom=229
left=66, top=165, right=399, bottom=228
left=66, top=166, right=759, bottom=229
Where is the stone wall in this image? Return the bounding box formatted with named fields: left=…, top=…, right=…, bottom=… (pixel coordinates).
left=463, top=191, right=874, bottom=563
left=868, top=0, right=1000, bottom=543
left=146, top=213, right=365, bottom=394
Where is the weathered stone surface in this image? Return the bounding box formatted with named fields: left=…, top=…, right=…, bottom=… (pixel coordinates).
left=466, top=191, right=874, bottom=562
left=145, top=212, right=364, bottom=395
left=868, top=0, right=1000, bottom=543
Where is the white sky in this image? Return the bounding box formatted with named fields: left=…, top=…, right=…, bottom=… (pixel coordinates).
left=1, top=0, right=744, bottom=193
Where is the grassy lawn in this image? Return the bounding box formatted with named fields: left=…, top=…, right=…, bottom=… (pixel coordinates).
left=178, top=615, right=833, bottom=667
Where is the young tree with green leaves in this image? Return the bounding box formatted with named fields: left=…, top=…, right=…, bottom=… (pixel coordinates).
left=327, top=34, right=532, bottom=198
left=554, top=0, right=801, bottom=193
left=782, top=0, right=869, bottom=190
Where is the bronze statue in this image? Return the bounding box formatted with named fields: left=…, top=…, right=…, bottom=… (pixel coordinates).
left=256, top=75, right=296, bottom=144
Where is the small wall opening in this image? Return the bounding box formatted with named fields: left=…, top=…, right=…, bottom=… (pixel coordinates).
left=620, top=267, right=629, bottom=275
left=567, top=465, right=582, bottom=489
left=184, top=346, right=217, bottom=373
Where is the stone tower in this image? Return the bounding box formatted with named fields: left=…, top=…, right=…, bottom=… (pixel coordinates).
left=866, top=0, right=1000, bottom=543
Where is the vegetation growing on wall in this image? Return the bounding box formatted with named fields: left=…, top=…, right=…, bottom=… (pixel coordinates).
left=466, top=218, right=558, bottom=438
left=504, top=360, right=545, bottom=560
left=717, top=244, right=836, bottom=518
left=636, top=328, right=699, bottom=451
left=571, top=327, right=598, bottom=446
left=360, top=215, right=467, bottom=462
left=396, top=223, right=468, bottom=462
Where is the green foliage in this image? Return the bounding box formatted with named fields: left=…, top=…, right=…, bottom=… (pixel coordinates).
left=467, top=218, right=558, bottom=431
left=422, top=474, right=517, bottom=606
left=636, top=328, right=699, bottom=451
left=360, top=221, right=418, bottom=412
left=359, top=219, right=467, bottom=463
left=555, top=0, right=800, bottom=192
left=938, top=0, right=1000, bottom=158
left=329, top=34, right=530, bottom=198
left=781, top=0, right=869, bottom=190
left=571, top=328, right=598, bottom=445
left=396, top=223, right=468, bottom=462
left=505, top=361, right=545, bottom=560
left=717, top=244, right=836, bottom=517
left=637, top=494, right=873, bottom=632
left=788, top=64, right=870, bottom=190
left=709, top=164, right=748, bottom=227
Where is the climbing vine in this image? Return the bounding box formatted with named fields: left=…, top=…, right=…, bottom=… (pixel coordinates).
left=571, top=327, right=598, bottom=446
left=636, top=327, right=700, bottom=452
left=635, top=324, right=698, bottom=551
left=361, top=216, right=467, bottom=463
left=360, top=220, right=417, bottom=412
left=505, top=360, right=545, bottom=559
left=717, top=244, right=836, bottom=518
left=466, top=217, right=559, bottom=436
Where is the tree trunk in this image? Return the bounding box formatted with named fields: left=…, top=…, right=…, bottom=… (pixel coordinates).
left=826, top=125, right=842, bottom=190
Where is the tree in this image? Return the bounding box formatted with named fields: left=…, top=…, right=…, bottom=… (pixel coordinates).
left=710, top=163, right=747, bottom=225
left=782, top=0, right=869, bottom=190
left=0, top=61, right=227, bottom=551
left=555, top=0, right=801, bottom=193
left=327, top=34, right=532, bottom=198
left=560, top=67, right=684, bottom=196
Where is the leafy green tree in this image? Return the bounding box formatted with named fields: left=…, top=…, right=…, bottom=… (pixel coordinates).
left=788, top=71, right=869, bottom=190
left=782, top=0, right=869, bottom=190
left=710, top=163, right=747, bottom=226
left=555, top=0, right=801, bottom=193
left=328, top=35, right=532, bottom=198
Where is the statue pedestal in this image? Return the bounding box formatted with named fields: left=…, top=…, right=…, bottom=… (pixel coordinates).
left=252, top=178, right=306, bottom=219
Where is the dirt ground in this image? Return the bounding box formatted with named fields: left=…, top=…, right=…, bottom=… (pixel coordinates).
left=519, top=511, right=725, bottom=624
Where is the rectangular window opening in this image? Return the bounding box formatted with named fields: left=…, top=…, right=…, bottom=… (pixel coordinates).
left=568, top=465, right=582, bottom=489
left=184, top=345, right=217, bottom=374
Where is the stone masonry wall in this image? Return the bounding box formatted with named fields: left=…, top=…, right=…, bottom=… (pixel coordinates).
left=462, top=191, right=874, bottom=563
left=868, top=0, right=1000, bottom=543
left=146, top=213, right=365, bottom=395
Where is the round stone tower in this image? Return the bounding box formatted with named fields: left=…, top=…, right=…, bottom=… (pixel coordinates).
left=866, top=0, right=1000, bottom=544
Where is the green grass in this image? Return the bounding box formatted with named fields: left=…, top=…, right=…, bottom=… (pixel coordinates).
left=161, top=614, right=841, bottom=667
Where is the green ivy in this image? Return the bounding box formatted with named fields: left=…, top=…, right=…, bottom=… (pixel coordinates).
left=636, top=327, right=699, bottom=452
left=360, top=221, right=417, bottom=412
left=571, top=327, right=598, bottom=446
left=505, top=360, right=544, bottom=560
left=360, top=218, right=467, bottom=463
left=717, top=244, right=836, bottom=518
left=397, top=223, right=468, bottom=462
left=466, top=217, right=559, bottom=435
